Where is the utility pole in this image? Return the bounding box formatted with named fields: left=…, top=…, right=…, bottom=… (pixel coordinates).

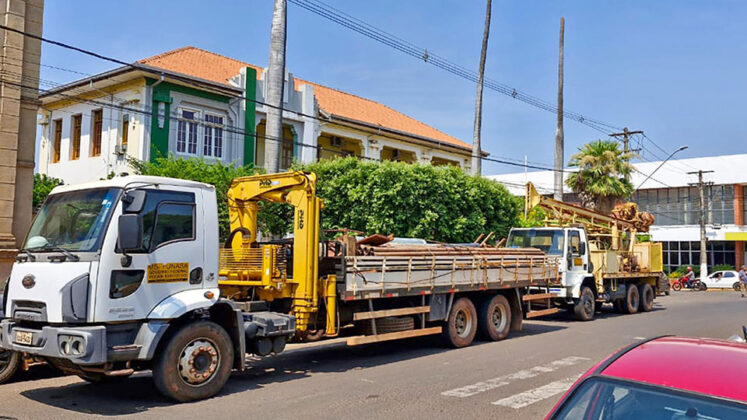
left=553, top=17, right=564, bottom=201
left=471, top=0, right=491, bottom=176
left=609, top=127, right=643, bottom=183
left=688, top=170, right=714, bottom=281
left=609, top=127, right=643, bottom=155
left=265, top=0, right=287, bottom=173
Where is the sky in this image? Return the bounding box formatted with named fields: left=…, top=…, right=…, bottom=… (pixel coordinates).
left=37, top=0, right=747, bottom=175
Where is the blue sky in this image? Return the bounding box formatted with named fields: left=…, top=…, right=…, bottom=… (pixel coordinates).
left=39, top=0, right=747, bottom=174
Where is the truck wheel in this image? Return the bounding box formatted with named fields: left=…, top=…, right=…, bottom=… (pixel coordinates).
left=152, top=320, right=234, bottom=402
left=442, top=297, right=477, bottom=348
left=478, top=294, right=511, bottom=341
left=638, top=283, right=654, bottom=312
left=623, top=285, right=640, bottom=314
left=0, top=349, right=21, bottom=384
left=573, top=287, right=595, bottom=321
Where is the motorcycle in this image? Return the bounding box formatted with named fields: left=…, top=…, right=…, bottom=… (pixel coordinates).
left=671, top=275, right=706, bottom=292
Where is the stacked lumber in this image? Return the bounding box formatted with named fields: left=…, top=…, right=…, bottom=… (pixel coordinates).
left=358, top=244, right=544, bottom=257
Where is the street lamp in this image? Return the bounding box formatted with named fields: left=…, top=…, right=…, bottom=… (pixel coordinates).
left=636, top=145, right=688, bottom=190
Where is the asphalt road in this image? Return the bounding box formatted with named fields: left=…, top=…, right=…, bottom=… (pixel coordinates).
left=1, top=291, right=745, bottom=420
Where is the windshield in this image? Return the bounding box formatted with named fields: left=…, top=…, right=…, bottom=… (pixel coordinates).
left=553, top=377, right=747, bottom=420
left=507, top=229, right=564, bottom=255
left=24, top=188, right=120, bottom=252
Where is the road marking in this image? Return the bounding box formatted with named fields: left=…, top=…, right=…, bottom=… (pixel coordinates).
left=634, top=336, right=646, bottom=340
left=441, top=356, right=589, bottom=398
left=492, top=375, right=581, bottom=409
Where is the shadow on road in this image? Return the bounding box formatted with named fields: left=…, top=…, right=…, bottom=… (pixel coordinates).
left=527, top=301, right=666, bottom=324
left=18, top=320, right=567, bottom=416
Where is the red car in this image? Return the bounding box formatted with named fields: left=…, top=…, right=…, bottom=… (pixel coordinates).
left=546, top=336, right=747, bottom=419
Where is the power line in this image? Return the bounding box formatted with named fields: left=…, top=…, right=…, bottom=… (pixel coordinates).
left=288, top=0, right=622, bottom=135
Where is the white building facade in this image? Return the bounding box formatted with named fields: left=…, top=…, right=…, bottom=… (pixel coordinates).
left=37, top=47, right=475, bottom=185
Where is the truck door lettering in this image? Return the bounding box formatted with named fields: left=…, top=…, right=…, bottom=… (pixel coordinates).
left=147, top=262, right=190, bottom=283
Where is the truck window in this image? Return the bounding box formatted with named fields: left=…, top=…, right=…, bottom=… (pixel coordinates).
left=507, top=229, right=564, bottom=256
left=127, top=190, right=195, bottom=253
left=569, top=231, right=581, bottom=255
left=151, top=202, right=195, bottom=249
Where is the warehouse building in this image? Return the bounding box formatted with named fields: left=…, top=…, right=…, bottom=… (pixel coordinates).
left=489, top=154, right=747, bottom=270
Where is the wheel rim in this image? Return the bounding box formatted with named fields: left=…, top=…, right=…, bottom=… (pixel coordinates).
left=454, top=308, right=473, bottom=338
left=629, top=289, right=639, bottom=309
left=491, top=304, right=508, bottom=332
left=178, top=338, right=220, bottom=387
left=583, top=294, right=594, bottom=317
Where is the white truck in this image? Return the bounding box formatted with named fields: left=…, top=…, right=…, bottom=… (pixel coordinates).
left=1, top=172, right=559, bottom=401
left=506, top=183, right=665, bottom=321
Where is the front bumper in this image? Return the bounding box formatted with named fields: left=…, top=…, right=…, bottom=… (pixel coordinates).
left=0, top=319, right=107, bottom=365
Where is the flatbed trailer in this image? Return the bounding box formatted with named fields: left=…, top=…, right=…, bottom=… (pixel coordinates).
left=1, top=171, right=559, bottom=402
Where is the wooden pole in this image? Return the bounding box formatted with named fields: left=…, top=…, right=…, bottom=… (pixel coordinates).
left=471, top=0, right=492, bottom=176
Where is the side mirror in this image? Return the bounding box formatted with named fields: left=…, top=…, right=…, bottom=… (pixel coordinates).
left=579, top=242, right=586, bottom=255
left=118, top=214, right=143, bottom=251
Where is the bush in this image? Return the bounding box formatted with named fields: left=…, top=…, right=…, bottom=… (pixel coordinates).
left=285, top=157, right=520, bottom=244
left=710, top=264, right=736, bottom=272
left=131, top=156, right=521, bottom=245
left=33, top=173, right=63, bottom=209
left=129, top=155, right=258, bottom=241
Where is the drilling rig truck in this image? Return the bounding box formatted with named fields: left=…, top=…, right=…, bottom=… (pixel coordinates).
left=1, top=172, right=560, bottom=401
left=506, top=183, right=665, bottom=322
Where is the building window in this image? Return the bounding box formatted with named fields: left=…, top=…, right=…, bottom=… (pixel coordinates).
left=52, top=118, right=62, bottom=163
left=90, top=109, right=103, bottom=157
left=121, top=114, right=129, bottom=147
left=204, top=114, right=224, bottom=158
left=71, top=114, right=82, bottom=160
left=662, top=240, right=736, bottom=270
left=177, top=109, right=198, bottom=155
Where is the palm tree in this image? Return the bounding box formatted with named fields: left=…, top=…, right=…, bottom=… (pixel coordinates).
left=565, top=139, right=635, bottom=213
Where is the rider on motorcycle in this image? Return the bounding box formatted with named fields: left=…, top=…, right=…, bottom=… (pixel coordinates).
left=684, top=266, right=696, bottom=288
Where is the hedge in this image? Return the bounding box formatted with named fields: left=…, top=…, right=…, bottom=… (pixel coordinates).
left=130, top=156, right=521, bottom=244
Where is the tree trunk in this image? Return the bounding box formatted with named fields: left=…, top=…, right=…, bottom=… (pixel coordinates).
left=265, top=0, right=287, bottom=173
left=471, top=0, right=492, bottom=176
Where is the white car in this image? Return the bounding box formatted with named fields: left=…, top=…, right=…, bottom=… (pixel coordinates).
left=702, top=270, right=742, bottom=291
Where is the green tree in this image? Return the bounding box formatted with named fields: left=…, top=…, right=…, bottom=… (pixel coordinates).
left=286, top=157, right=520, bottom=243
left=565, top=139, right=634, bottom=213
left=33, top=173, right=63, bottom=209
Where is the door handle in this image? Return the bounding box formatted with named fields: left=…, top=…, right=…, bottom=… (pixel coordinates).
left=189, top=267, right=203, bottom=285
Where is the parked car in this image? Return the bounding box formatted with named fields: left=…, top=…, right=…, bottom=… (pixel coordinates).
left=702, top=270, right=742, bottom=291
left=546, top=336, right=747, bottom=419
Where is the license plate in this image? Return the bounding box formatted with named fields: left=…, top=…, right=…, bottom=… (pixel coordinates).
left=15, top=330, right=32, bottom=345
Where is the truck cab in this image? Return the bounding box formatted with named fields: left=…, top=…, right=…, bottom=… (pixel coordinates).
left=507, top=226, right=592, bottom=299
left=0, top=176, right=226, bottom=386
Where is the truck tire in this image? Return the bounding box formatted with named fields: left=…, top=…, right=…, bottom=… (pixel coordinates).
left=442, top=297, right=477, bottom=348
left=573, top=287, right=595, bottom=321
left=152, top=320, right=234, bottom=402
left=478, top=294, right=511, bottom=341
left=638, top=283, right=654, bottom=312
left=0, top=349, right=21, bottom=384
left=623, top=284, right=640, bottom=314
left=359, top=316, right=415, bottom=335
